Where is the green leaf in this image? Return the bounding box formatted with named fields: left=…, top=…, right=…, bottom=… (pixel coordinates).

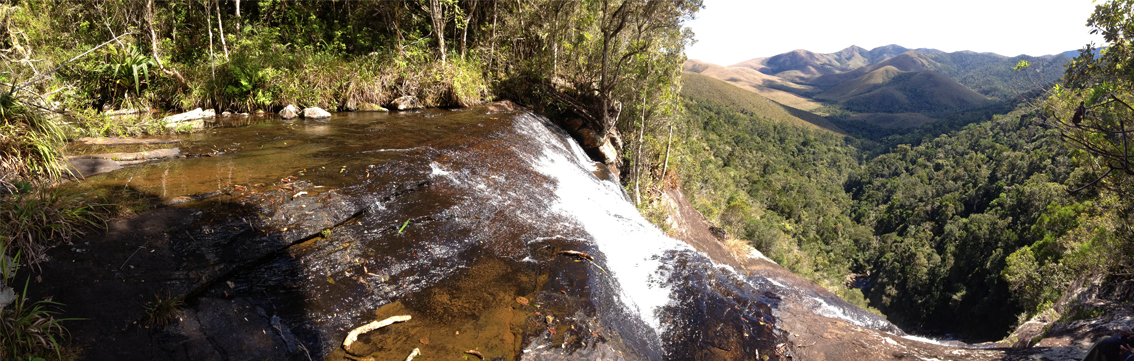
left=398, top=219, right=410, bottom=234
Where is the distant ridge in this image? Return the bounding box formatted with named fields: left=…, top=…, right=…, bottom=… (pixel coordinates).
left=683, top=59, right=823, bottom=111
left=810, top=51, right=941, bottom=88
left=680, top=72, right=844, bottom=134
left=683, top=45, right=1075, bottom=133
left=728, top=45, right=912, bottom=82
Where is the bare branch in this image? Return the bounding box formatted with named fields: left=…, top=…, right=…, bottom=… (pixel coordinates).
left=1068, top=168, right=1114, bottom=193
left=12, top=32, right=133, bottom=95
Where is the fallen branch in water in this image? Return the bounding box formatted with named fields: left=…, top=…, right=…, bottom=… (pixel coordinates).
left=342, top=315, right=411, bottom=351
left=558, top=250, right=608, bottom=275
left=465, top=350, right=484, bottom=359
left=557, top=250, right=594, bottom=261
left=405, top=348, right=421, bottom=361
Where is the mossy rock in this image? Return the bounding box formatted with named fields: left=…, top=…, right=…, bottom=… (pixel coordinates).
left=358, top=102, right=388, bottom=112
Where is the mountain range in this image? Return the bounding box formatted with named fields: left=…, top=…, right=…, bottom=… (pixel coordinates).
left=684, top=45, right=1074, bottom=132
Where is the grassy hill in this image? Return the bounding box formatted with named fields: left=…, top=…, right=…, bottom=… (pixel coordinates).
left=688, top=45, right=1068, bottom=143
left=680, top=72, right=843, bottom=133
left=683, top=59, right=824, bottom=111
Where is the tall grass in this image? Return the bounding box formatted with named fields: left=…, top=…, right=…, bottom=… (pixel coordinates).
left=0, top=186, right=106, bottom=267
left=0, top=98, right=68, bottom=182
left=0, top=242, right=75, bottom=361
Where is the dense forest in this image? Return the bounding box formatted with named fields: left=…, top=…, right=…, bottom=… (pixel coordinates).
left=849, top=107, right=1128, bottom=338
left=674, top=73, right=879, bottom=312
left=676, top=74, right=1133, bottom=339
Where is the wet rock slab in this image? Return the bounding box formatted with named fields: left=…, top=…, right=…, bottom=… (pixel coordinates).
left=65, top=148, right=181, bottom=178
left=74, top=137, right=184, bottom=146
left=28, top=108, right=1019, bottom=361
left=30, top=110, right=659, bottom=361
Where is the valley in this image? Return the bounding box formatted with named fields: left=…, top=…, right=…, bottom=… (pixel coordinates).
left=678, top=44, right=1131, bottom=343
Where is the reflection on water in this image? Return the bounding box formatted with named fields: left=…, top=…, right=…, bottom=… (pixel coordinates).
left=76, top=110, right=486, bottom=202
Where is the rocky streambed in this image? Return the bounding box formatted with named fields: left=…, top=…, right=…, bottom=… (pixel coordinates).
left=27, top=106, right=1124, bottom=361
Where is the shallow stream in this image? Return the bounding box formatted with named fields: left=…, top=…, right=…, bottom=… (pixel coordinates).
left=43, top=107, right=901, bottom=361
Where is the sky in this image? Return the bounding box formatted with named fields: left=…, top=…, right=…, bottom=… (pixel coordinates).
left=685, top=0, right=1108, bottom=65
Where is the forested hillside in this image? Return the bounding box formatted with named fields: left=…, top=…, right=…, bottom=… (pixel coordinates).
left=676, top=73, right=879, bottom=312
left=675, top=71, right=1132, bottom=340
left=847, top=107, right=1126, bottom=338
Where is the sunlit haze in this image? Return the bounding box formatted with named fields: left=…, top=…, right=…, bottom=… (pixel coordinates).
left=686, top=0, right=1108, bottom=65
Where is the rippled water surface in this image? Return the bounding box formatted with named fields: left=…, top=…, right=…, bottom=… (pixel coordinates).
left=54, top=108, right=900, bottom=361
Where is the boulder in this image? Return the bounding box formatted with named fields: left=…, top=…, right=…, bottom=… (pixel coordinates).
left=357, top=102, right=388, bottom=112
left=302, top=107, right=332, bottom=119
left=390, top=96, right=421, bottom=111
left=221, top=111, right=232, bottom=117
left=597, top=136, right=621, bottom=176
left=160, top=108, right=213, bottom=129
left=486, top=100, right=521, bottom=113
left=563, top=118, right=605, bottom=149
left=279, top=104, right=299, bottom=119
left=161, top=108, right=204, bottom=124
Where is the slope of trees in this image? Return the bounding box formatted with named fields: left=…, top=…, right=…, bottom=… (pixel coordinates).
left=677, top=74, right=1130, bottom=340
left=675, top=77, right=879, bottom=312
left=846, top=106, right=1126, bottom=339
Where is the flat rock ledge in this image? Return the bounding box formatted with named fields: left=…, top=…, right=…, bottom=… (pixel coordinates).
left=74, top=137, right=182, bottom=146
left=66, top=148, right=181, bottom=178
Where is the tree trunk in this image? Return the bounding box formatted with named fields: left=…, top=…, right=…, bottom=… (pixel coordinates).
left=235, top=0, right=241, bottom=32
left=461, top=0, right=478, bottom=61
left=634, top=94, right=645, bottom=206
left=428, top=0, right=447, bottom=63
left=147, top=0, right=186, bottom=87
left=662, top=123, right=672, bottom=182
left=216, top=0, right=229, bottom=58
left=146, top=0, right=164, bottom=70
left=205, top=1, right=215, bottom=80
left=488, top=0, right=497, bottom=69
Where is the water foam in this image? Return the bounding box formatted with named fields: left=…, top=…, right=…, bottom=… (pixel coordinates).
left=516, top=115, right=691, bottom=333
